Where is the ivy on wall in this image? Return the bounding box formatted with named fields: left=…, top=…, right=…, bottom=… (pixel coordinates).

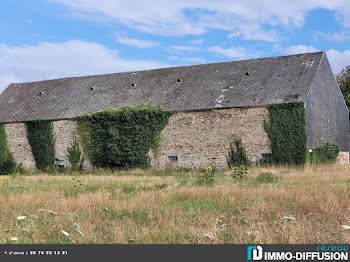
left=264, top=101, right=307, bottom=165
left=0, top=123, right=16, bottom=174
left=311, top=142, right=340, bottom=164
left=25, top=120, right=56, bottom=170
left=75, top=104, right=173, bottom=169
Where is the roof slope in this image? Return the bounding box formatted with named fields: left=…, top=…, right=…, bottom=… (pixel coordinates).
left=0, top=52, right=324, bottom=123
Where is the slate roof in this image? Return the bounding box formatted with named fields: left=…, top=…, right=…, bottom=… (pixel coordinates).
left=0, top=51, right=324, bottom=123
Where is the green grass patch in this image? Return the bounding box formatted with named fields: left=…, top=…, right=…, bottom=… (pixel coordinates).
left=255, top=172, right=281, bottom=184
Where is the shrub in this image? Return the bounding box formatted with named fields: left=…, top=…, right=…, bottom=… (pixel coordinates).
left=75, top=104, right=172, bottom=169
left=196, top=166, right=215, bottom=186
left=67, top=134, right=84, bottom=170
left=255, top=172, right=280, bottom=184
left=231, top=165, right=248, bottom=181
left=227, top=136, right=250, bottom=168
left=311, top=142, right=341, bottom=164
left=264, top=101, right=307, bottom=165
left=256, top=157, right=272, bottom=167
left=0, top=124, right=8, bottom=163
left=0, top=123, right=17, bottom=174
left=1, top=153, right=16, bottom=174
left=25, top=119, right=56, bottom=171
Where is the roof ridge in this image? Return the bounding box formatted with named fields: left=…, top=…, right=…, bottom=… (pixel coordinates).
left=8, top=51, right=325, bottom=86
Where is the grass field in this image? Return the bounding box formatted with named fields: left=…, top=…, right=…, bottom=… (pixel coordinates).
left=1, top=164, right=350, bottom=244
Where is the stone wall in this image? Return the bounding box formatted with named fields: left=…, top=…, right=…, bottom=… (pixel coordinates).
left=4, top=107, right=270, bottom=170
left=53, top=120, right=92, bottom=170
left=150, top=107, right=270, bottom=169
left=4, top=120, right=92, bottom=170
left=5, top=123, right=36, bottom=169
left=336, top=152, right=350, bottom=164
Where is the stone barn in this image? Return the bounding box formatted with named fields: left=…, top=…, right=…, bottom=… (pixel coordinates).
left=0, top=51, right=348, bottom=170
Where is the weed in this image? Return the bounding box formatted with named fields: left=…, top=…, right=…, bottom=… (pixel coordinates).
left=121, top=184, right=137, bottom=194
left=154, top=183, right=167, bottom=190
left=231, top=165, right=248, bottom=181
left=195, top=166, right=215, bottom=186
left=255, top=172, right=281, bottom=184
left=132, top=208, right=149, bottom=224
left=177, top=179, right=189, bottom=186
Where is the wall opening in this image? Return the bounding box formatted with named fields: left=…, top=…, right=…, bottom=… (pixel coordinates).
left=168, top=155, right=178, bottom=162
left=261, top=153, right=272, bottom=159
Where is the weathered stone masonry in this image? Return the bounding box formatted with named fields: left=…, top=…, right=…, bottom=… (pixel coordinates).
left=53, top=120, right=92, bottom=170
left=150, top=107, right=270, bottom=169
left=4, top=120, right=92, bottom=169
left=5, top=123, right=36, bottom=169
left=4, top=105, right=348, bottom=169
left=4, top=107, right=271, bottom=170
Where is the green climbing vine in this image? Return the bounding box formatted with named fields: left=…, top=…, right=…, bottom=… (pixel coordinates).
left=264, top=101, right=307, bottom=165
left=25, top=119, right=56, bottom=170
left=311, top=142, right=340, bottom=164
left=75, top=104, right=173, bottom=169
left=0, top=123, right=16, bottom=174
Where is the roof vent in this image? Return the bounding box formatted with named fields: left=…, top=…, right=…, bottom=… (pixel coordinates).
left=39, top=91, right=44, bottom=95
left=90, top=87, right=95, bottom=90
left=131, top=83, right=136, bottom=87
left=177, top=78, right=182, bottom=83
left=245, top=72, right=250, bottom=76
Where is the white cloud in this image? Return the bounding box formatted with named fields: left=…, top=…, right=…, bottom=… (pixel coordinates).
left=326, top=49, right=350, bottom=73
left=189, top=39, right=204, bottom=44
left=314, top=31, right=350, bottom=42
left=284, top=45, right=319, bottom=55
left=167, top=55, right=206, bottom=64
left=0, top=40, right=167, bottom=93
left=49, top=0, right=350, bottom=38
left=284, top=45, right=350, bottom=73
left=169, top=45, right=201, bottom=51
left=228, top=24, right=281, bottom=42
left=182, top=57, right=206, bottom=63
left=208, top=45, right=255, bottom=60
left=116, top=37, right=160, bottom=48
left=272, top=44, right=283, bottom=53
left=25, top=19, right=33, bottom=24
left=227, top=32, right=241, bottom=38
left=167, top=56, right=178, bottom=61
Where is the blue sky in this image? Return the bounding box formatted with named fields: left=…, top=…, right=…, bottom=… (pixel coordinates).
left=1, top=0, right=350, bottom=92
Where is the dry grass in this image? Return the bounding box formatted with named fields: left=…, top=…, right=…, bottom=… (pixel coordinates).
left=1, top=164, right=350, bottom=244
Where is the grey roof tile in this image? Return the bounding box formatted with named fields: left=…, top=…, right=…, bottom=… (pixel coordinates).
left=0, top=52, right=324, bottom=123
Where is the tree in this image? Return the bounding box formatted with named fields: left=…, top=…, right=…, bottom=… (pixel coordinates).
left=336, top=65, right=350, bottom=119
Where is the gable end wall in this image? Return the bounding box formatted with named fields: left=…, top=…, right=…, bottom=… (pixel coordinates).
left=306, top=54, right=349, bottom=152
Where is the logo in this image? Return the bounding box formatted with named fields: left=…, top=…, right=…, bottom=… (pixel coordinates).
left=247, top=246, right=263, bottom=261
